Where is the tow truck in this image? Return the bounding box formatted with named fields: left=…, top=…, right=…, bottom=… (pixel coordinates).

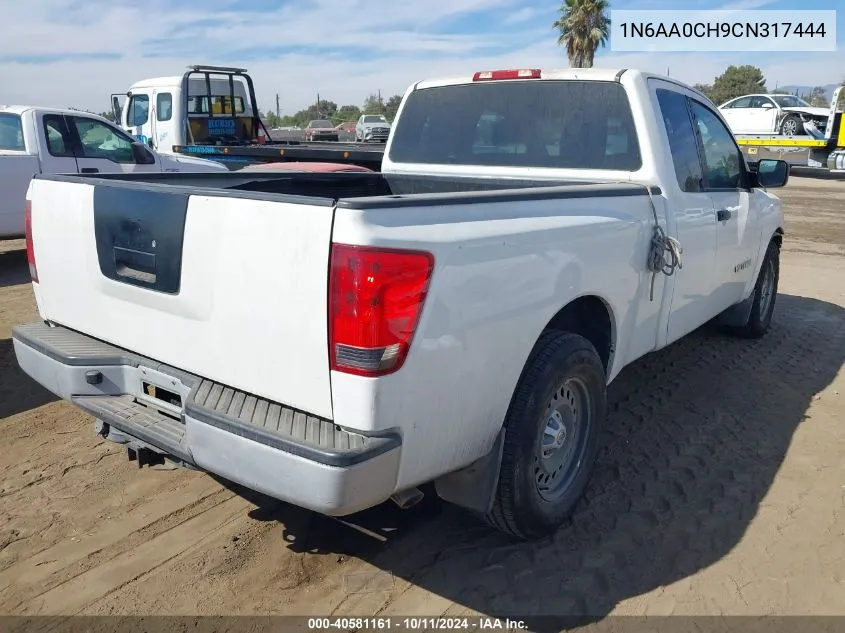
left=735, top=86, right=845, bottom=178
left=111, top=64, right=385, bottom=171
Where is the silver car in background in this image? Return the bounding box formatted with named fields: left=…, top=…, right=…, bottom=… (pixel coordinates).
left=355, top=114, right=391, bottom=143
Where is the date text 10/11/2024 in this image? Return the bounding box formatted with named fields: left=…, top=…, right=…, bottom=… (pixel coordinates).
left=307, top=617, right=529, bottom=630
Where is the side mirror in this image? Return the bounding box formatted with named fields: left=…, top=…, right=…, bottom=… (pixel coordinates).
left=756, top=159, right=789, bottom=188
left=760, top=102, right=775, bottom=109
left=131, top=142, right=156, bottom=165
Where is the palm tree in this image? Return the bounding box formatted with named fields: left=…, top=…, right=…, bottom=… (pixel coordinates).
left=553, top=0, right=611, bottom=68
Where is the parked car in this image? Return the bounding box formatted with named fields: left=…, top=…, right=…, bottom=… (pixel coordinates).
left=0, top=105, right=227, bottom=239
left=718, top=93, right=830, bottom=136
left=355, top=114, right=391, bottom=143
left=15, top=67, right=788, bottom=540
left=304, top=119, right=339, bottom=142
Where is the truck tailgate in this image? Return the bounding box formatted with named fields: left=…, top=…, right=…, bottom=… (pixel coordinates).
left=28, top=177, right=335, bottom=419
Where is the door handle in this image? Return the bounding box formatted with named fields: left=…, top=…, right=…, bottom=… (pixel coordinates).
left=80, top=167, right=99, bottom=174
left=717, top=209, right=732, bottom=222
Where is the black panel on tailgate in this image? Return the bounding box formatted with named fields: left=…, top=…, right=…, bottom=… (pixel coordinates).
left=93, top=185, right=189, bottom=294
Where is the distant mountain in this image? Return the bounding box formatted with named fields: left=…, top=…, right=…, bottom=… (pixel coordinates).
left=773, top=83, right=841, bottom=102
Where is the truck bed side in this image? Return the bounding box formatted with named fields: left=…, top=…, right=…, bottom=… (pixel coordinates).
left=329, top=186, right=668, bottom=489
left=0, top=153, right=39, bottom=238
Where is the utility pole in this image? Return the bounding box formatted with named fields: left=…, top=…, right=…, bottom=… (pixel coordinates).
left=275, top=93, right=280, bottom=119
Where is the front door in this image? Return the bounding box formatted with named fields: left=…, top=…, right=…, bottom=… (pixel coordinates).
left=688, top=99, right=757, bottom=310
left=64, top=114, right=162, bottom=175
left=125, top=91, right=153, bottom=147
left=652, top=83, right=719, bottom=345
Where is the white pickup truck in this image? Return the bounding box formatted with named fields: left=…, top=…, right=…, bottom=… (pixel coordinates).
left=0, top=106, right=227, bottom=238
left=13, top=68, right=789, bottom=540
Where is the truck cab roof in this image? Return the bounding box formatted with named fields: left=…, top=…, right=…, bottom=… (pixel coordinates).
left=1, top=105, right=116, bottom=121
left=126, top=76, right=184, bottom=91
left=412, top=67, right=711, bottom=103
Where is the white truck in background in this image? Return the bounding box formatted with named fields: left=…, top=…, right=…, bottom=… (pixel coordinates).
left=0, top=106, right=227, bottom=239
left=14, top=68, right=789, bottom=540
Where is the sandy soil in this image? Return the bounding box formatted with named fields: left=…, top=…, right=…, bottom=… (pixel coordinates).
left=0, top=177, right=843, bottom=621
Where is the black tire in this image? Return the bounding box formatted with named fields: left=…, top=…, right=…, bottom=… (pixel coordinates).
left=780, top=114, right=801, bottom=136
left=729, top=239, right=780, bottom=339
left=485, top=331, right=607, bottom=540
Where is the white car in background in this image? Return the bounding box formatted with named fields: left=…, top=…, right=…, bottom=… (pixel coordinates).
left=718, top=93, right=830, bottom=136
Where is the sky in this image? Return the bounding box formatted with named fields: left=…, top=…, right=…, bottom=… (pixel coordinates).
left=0, top=0, right=842, bottom=116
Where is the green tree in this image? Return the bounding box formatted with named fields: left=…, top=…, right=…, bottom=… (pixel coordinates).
left=290, top=99, right=339, bottom=127
left=693, top=83, right=716, bottom=102
left=697, top=65, right=767, bottom=105
left=99, top=111, right=116, bottom=122
left=362, top=93, right=385, bottom=115
left=336, top=105, right=362, bottom=122
left=553, top=0, right=611, bottom=68
left=807, top=86, right=828, bottom=107
left=384, top=95, right=402, bottom=121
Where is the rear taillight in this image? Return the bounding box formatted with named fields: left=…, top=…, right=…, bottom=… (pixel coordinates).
left=329, top=244, right=434, bottom=377
left=472, top=68, right=541, bottom=81
left=24, top=199, right=38, bottom=283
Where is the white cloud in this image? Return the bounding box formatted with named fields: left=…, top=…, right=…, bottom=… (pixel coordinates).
left=0, top=0, right=841, bottom=115
left=505, top=7, right=539, bottom=23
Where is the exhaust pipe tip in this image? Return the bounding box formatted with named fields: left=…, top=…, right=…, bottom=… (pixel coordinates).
left=390, top=487, right=424, bottom=510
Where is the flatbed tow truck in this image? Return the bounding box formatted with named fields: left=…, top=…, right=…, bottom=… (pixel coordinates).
left=735, top=86, right=845, bottom=179
left=113, top=64, right=386, bottom=171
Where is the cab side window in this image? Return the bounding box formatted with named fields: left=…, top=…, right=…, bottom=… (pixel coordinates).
left=655, top=88, right=703, bottom=193
left=127, top=95, right=149, bottom=126
left=689, top=100, right=746, bottom=190
left=42, top=115, right=74, bottom=157
left=69, top=116, right=136, bottom=163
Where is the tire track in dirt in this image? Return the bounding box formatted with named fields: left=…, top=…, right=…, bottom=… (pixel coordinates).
left=14, top=495, right=247, bottom=615
left=0, top=476, right=225, bottom=598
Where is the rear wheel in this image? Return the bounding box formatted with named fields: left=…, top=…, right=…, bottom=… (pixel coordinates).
left=485, top=332, right=607, bottom=540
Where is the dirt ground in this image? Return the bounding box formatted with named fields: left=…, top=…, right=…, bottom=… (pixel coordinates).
left=0, top=177, right=843, bottom=620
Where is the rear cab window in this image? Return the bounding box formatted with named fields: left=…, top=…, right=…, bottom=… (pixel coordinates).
left=0, top=113, right=25, bottom=151
left=388, top=80, right=642, bottom=171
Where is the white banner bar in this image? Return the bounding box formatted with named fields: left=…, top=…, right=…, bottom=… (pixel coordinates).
left=610, top=9, right=837, bottom=52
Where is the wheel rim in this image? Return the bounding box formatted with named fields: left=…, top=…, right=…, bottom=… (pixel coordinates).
left=759, top=257, right=776, bottom=317
left=534, top=377, right=591, bottom=503
left=783, top=119, right=798, bottom=136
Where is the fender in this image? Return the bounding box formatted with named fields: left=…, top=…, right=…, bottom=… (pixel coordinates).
left=716, top=227, right=783, bottom=327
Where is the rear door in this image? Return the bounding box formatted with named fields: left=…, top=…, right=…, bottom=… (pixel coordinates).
left=28, top=178, right=336, bottom=419
left=65, top=114, right=162, bottom=175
